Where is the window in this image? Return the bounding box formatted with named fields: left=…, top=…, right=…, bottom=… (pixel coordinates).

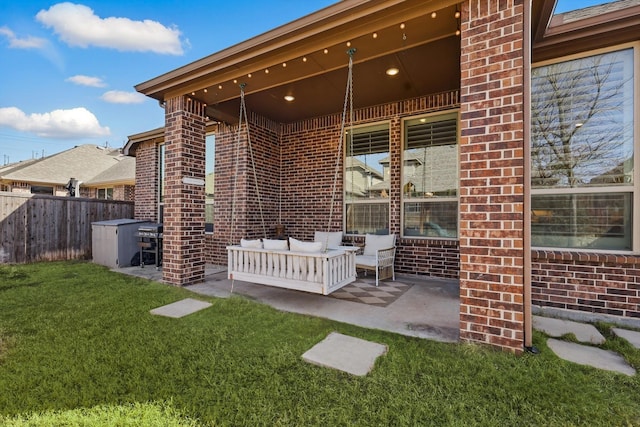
left=345, top=123, right=390, bottom=235
left=205, top=134, right=215, bottom=233
left=531, top=47, right=635, bottom=250
left=30, top=185, right=53, bottom=195
left=97, top=188, right=113, bottom=200
left=402, top=112, right=459, bottom=238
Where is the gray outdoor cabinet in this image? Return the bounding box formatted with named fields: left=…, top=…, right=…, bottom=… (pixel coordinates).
left=91, top=219, right=148, bottom=268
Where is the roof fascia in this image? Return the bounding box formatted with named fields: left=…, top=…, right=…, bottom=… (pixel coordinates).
left=533, top=3, right=640, bottom=61
left=136, top=0, right=457, bottom=101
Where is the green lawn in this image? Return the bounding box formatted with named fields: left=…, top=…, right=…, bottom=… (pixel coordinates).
left=0, top=261, right=639, bottom=426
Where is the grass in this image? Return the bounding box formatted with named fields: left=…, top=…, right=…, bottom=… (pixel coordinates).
left=0, top=261, right=639, bottom=426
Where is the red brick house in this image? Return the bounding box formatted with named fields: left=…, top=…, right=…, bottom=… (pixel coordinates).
left=124, top=0, right=640, bottom=353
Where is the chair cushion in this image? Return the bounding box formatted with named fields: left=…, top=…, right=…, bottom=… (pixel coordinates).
left=240, top=238, right=262, bottom=249
left=363, top=234, right=395, bottom=256
left=263, top=239, right=288, bottom=250
left=289, top=237, right=323, bottom=253
left=314, top=231, right=343, bottom=251
left=355, top=255, right=377, bottom=267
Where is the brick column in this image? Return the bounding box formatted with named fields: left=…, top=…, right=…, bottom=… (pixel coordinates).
left=162, top=95, right=206, bottom=285
left=459, top=0, right=526, bottom=352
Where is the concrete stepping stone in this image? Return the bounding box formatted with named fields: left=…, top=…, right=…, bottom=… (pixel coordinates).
left=547, top=338, right=636, bottom=376
left=533, top=315, right=605, bottom=344
left=150, top=298, right=212, bottom=318
left=302, top=332, right=387, bottom=376
left=612, top=328, right=640, bottom=349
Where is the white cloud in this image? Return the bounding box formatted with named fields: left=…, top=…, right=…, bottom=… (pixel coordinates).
left=0, top=26, right=64, bottom=70
left=66, top=75, right=106, bottom=87
left=0, top=106, right=110, bottom=139
left=100, top=90, right=146, bottom=104
left=0, top=26, right=48, bottom=49
left=36, top=3, right=184, bottom=55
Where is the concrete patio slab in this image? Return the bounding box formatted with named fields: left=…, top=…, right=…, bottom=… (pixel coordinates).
left=185, top=270, right=460, bottom=342
left=533, top=315, right=605, bottom=344
left=612, top=328, right=640, bottom=349
left=150, top=298, right=212, bottom=318
left=302, top=332, right=388, bottom=376
left=547, top=338, right=636, bottom=376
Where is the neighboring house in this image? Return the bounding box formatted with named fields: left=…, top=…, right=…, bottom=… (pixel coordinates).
left=0, top=144, right=135, bottom=201
left=124, top=0, right=640, bottom=353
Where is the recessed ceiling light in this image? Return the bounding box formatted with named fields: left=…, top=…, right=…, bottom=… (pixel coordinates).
left=284, top=95, right=295, bottom=102
left=386, top=67, right=399, bottom=76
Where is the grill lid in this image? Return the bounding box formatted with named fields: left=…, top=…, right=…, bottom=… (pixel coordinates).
left=138, top=223, right=163, bottom=233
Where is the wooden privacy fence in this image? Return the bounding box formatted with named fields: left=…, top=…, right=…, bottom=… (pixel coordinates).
left=0, top=192, right=134, bottom=264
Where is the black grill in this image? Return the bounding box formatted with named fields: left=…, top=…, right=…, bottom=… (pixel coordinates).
left=135, top=223, right=163, bottom=268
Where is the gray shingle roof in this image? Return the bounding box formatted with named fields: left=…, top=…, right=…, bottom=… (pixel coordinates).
left=0, top=144, right=134, bottom=186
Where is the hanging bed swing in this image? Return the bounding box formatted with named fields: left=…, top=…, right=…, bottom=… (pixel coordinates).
left=226, top=50, right=358, bottom=295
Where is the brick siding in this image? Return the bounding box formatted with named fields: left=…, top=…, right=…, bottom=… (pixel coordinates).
left=203, top=92, right=462, bottom=275
left=459, top=0, right=526, bottom=353
left=133, top=140, right=160, bottom=222
left=532, top=250, right=640, bottom=320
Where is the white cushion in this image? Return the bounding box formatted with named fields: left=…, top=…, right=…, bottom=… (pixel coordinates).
left=354, top=255, right=377, bottom=267
left=363, top=234, right=395, bottom=256
left=240, top=238, right=262, bottom=249
left=263, top=238, right=288, bottom=250
left=314, top=231, right=343, bottom=251
left=289, top=237, right=323, bottom=253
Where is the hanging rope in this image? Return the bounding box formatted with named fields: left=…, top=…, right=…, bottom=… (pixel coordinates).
left=229, top=83, right=267, bottom=245
left=325, top=48, right=356, bottom=250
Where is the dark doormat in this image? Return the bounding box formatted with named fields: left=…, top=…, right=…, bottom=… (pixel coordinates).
left=329, top=279, right=413, bottom=307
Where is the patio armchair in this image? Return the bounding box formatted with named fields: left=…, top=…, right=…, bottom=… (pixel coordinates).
left=355, top=233, right=396, bottom=287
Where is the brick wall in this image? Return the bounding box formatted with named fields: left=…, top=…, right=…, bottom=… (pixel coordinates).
left=162, top=95, right=206, bottom=285
left=133, top=140, right=159, bottom=222
left=205, top=91, right=461, bottom=277
left=532, top=250, right=640, bottom=320
left=207, top=114, right=281, bottom=265
left=459, top=0, right=526, bottom=353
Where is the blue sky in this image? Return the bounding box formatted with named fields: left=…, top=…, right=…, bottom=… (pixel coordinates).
left=0, top=0, right=335, bottom=164
left=0, top=0, right=613, bottom=164
left=555, top=0, right=615, bottom=13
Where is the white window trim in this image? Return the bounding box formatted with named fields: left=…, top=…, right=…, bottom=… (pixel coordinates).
left=531, top=42, right=639, bottom=252
left=400, top=109, right=460, bottom=240
left=343, top=120, right=391, bottom=236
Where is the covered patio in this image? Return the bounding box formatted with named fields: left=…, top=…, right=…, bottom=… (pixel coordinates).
left=121, top=265, right=460, bottom=342
left=125, top=0, right=640, bottom=353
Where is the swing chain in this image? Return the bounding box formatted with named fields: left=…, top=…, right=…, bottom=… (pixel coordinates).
left=229, top=83, right=268, bottom=246
left=326, top=49, right=355, bottom=250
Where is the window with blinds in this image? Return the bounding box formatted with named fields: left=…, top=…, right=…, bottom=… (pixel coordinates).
left=531, top=46, right=636, bottom=250
left=531, top=48, right=634, bottom=189
left=402, top=112, right=458, bottom=239
left=344, top=123, right=390, bottom=235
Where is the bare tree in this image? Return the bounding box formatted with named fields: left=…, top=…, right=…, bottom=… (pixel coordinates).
left=531, top=50, right=633, bottom=246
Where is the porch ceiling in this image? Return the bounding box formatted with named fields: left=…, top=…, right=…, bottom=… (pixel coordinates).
left=137, top=0, right=463, bottom=125
left=134, top=0, right=640, bottom=126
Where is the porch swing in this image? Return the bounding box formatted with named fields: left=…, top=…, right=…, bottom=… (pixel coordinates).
left=226, top=52, right=359, bottom=295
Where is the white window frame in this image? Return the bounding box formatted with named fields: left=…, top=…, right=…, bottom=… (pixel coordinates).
left=343, top=120, right=391, bottom=236
left=531, top=42, right=639, bottom=252
left=400, top=110, right=460, bottom=239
